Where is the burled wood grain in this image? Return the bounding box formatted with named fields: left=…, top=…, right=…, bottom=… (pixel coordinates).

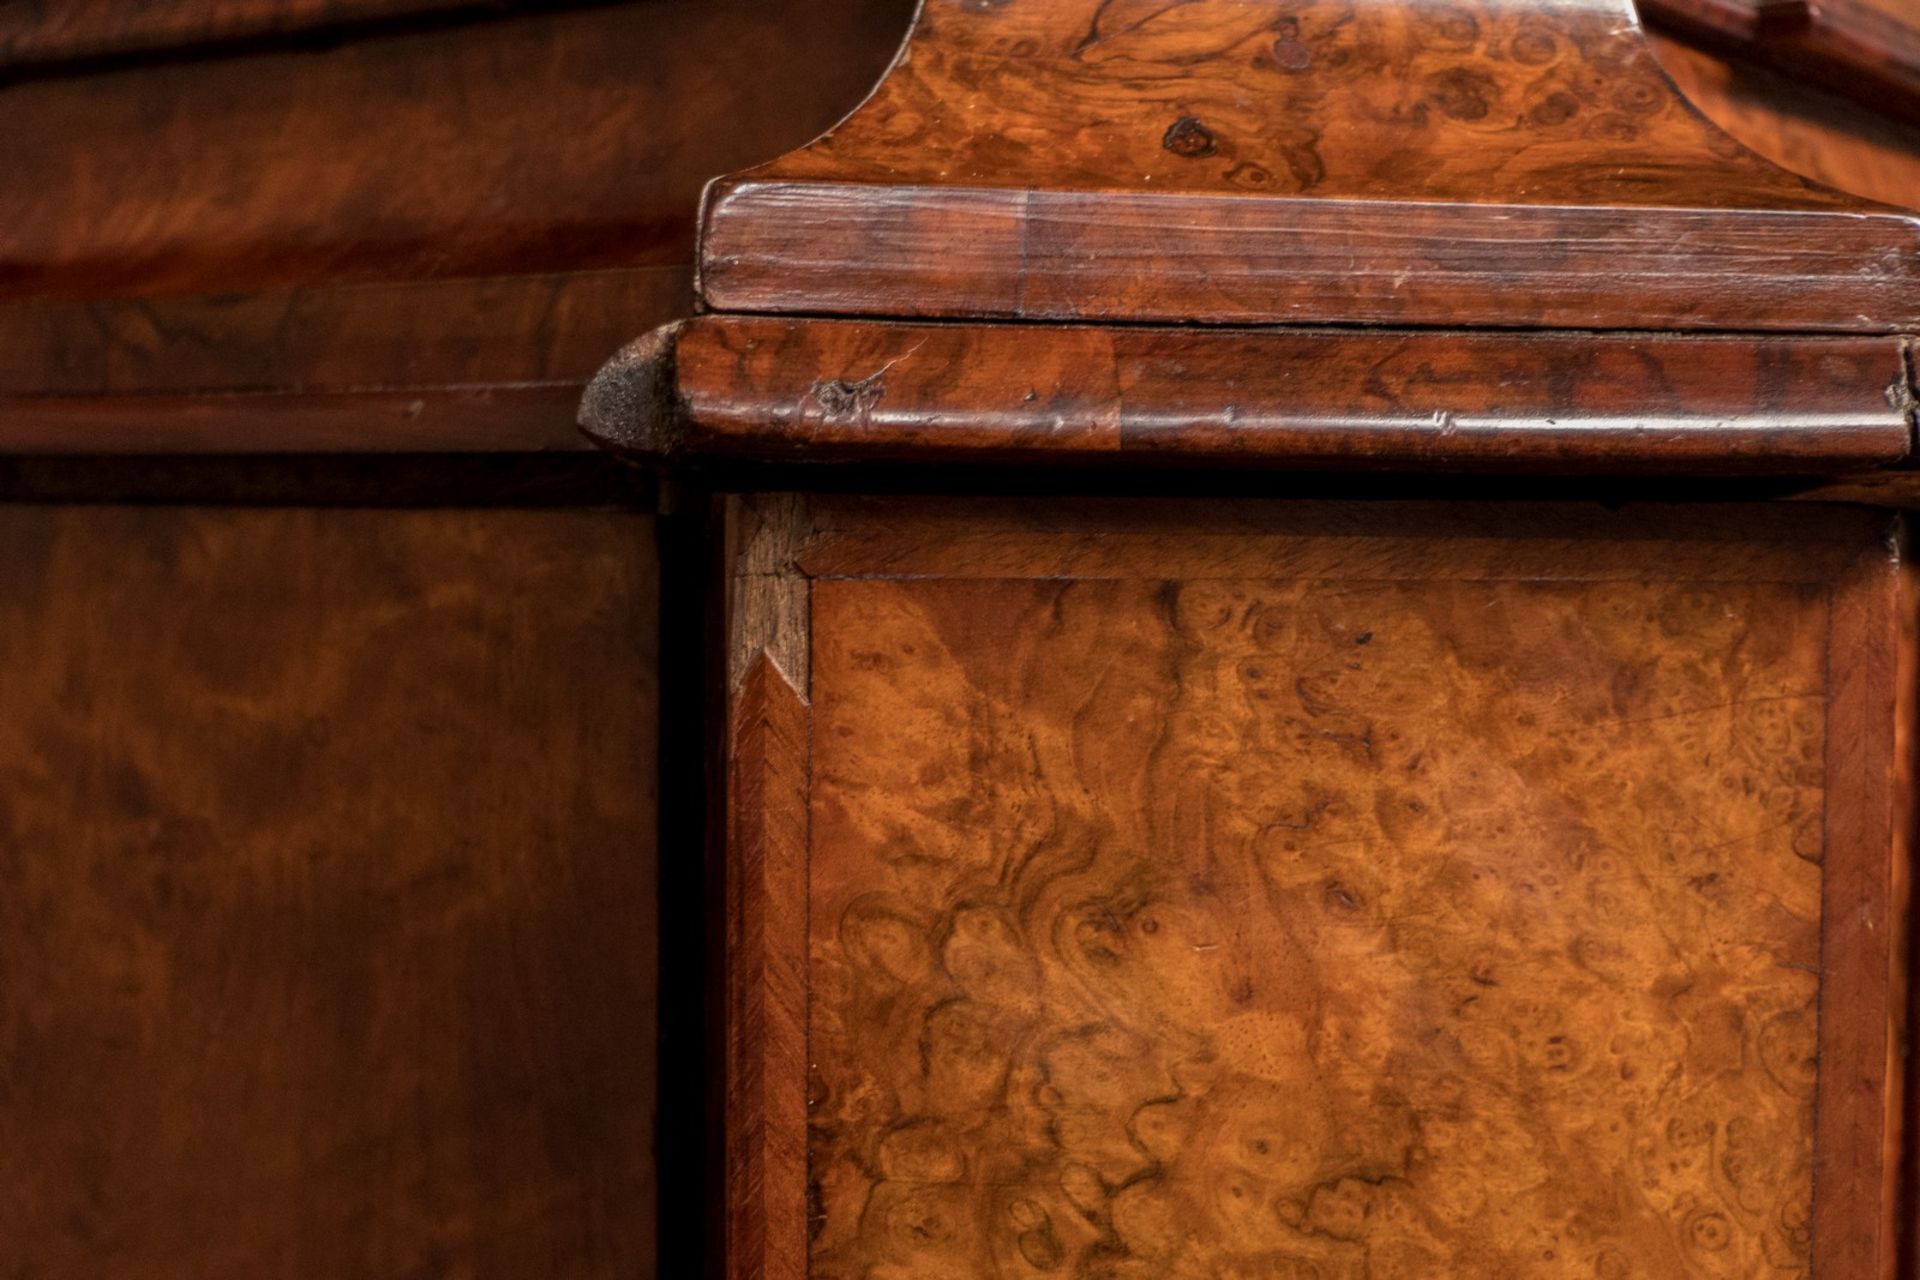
left=751, top=498, right=1909, bottom=1279
left=744, top=0, right=1841, bottom=203
left=698, top=0, right=1920, bottom=331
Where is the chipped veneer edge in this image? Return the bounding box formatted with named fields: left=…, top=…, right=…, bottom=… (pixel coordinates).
left=729, top=492, right=812, bottom=701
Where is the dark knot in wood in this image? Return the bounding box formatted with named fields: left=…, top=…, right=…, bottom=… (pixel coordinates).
left=1161, top=115, right=1217, bottom=158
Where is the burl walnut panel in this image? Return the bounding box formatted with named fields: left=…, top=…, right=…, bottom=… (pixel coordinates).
left=752, top=500, right=1908, bottom=1280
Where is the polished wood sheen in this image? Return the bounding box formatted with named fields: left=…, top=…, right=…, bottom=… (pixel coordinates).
left=0, top=0, right=558, bottom=68
left=1640, top=0, right=1920, bottom=123
left=1645, top=28, right=1920, bottom=211
left=570, top=0, right=1920, bottom=1272
left=727, top=656, right=811, bottom=1280
left=588, top=316, right=1916, bottom=471
left=0, top=506, right=659, bottom=1278
left=0, top=1, right=912, bottom=302
left=698, top=0, right=1920, bottom=331
left=0, top=0, right=912, bottom=453
left=0, top=269, right=683, bottom=452
left=723, top=496, right=1908, bottom=1280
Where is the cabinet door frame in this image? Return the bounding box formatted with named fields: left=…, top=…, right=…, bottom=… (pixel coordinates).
left=718, top=493, right=1913, bottom=1280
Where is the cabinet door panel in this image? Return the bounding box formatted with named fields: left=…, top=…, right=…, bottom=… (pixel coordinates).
left=724, top=497, right=1909, bottom=1280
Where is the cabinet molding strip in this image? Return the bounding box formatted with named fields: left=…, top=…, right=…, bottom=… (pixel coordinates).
left=702, top=185, right=1920, bottom=334
left=584, top=318, right=1916, bottom=473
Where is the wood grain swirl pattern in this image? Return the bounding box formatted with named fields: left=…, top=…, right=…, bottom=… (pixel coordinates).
left=779, top=502, right=1908, bottom=1279
left=746, top=0, right=1844, bottom=206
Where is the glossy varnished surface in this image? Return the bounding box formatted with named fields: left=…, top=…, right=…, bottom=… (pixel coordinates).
left=0, top=268, right=684, bottom=452
left=1646, top=28, right=1920, bottom=211
left=3, top=6, right=665, bottom=301
left=741, top=0, right=1838, bottom=202
left=1640, top=0, right=1920, bottom=124
left=698, top=0, right=1920, bottom=331
left=589, top=316, right=1915, bottom=472
left=0, top=0, right=556, bottom=68
left=0, top=0, right=546, bottom=68
left=725, top=498, right=1908, bottom=1279
left=727, top=657, right=812, bottom=1280
left=702, top=182, right=1920, bottom=331
left=813, top=581, right=1823, bottom=1276
left=0, top=0, right=912, bottom=451
left=0, top=506, right=658, bottom=1277
left=0, top=0, right=912, bottom=302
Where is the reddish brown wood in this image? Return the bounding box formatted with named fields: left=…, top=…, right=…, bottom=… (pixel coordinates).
left=0, top=267, right=687, bottom=452
left=697, top=0, right=1920, bottom=333
left=0, top=505, right=659, bottom=1279
left=0, top=0, right=565, bottom=69
left=1646, top=28, right=1920, bottom=211
left=0, top=0, right=912, bottom=452
left=795, top=495, right=1887, bottom=582
left=585, top=316, right=1917, bottom=472
left=1641, top=0, right=1920, bottom=124
left=1906, top=538, right=1920, bottom=1280
left=0, top=0, right=913, bottom=303
left=724, top=494, right=1910, bottom=1279
left=0, top=386, right=590, bottom=453
left=1815, top=532, right=1912, bottom=1280
left=725, top=655, right=811, bottom=1280
left=703, top=185, right=1920, bottom=334
left=726, top=0, right=1850, bottom=204
left=1640, top=0, right=1814, bottom=41
left=0, top=267, right=689, bottom=398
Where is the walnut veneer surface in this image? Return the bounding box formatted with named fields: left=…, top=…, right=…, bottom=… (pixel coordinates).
left=723, top=497, right=1910, bottom=1280
left=698, top=0, right=1920, bottom=332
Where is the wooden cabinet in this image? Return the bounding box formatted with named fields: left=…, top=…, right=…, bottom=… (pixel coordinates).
left=590, top=0, right=1920, bottom=1274
left=0, top=506, right=661, bottom=1278
left=715, top=495, right=1908, bottom=1277
left=2, top=0, right=1918, bottom=1275
left=0, top=3, right=911, bottom=1275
